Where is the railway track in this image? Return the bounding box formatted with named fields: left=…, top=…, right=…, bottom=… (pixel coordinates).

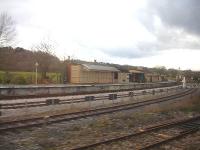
left=0, top=86, right=180, bottom=109
left=0, top=88, right=196, bottom=132
left=65, top=115, right=200, bottom=150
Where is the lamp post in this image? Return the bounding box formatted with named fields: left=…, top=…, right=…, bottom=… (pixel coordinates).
left=35, top=62, right=39, bottom=85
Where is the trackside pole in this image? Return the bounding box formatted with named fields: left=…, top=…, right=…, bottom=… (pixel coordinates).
left=182, top=77, right=186, bottom=88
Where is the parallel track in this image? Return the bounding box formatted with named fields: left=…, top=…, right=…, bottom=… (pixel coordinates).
left=66, top=115, right=200, bottom=150
left=1, top=86, right=180, bottom=109
left=0, top=88, right=196, bottom=132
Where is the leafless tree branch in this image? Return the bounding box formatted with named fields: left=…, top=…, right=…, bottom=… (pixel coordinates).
left=0, top=12, right=16, bottom=47
left=32, top=41, right=55, bottom=79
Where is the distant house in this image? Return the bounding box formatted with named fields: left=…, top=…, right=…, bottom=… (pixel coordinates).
left=118, top=72, right=129, bottom=83
left=129, top=69, right=145, bottom=83
left=66, top=63, right=119, bottom=84
left=145, top=74, right=166, bottom=82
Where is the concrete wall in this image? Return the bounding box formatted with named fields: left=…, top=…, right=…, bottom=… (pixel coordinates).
left=0, top=82, right=178, bottom=99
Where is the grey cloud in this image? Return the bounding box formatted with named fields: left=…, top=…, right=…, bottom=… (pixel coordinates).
left=154, top=28, right=200, bottom=50
left=0, top=0, right=31, bottom=24
left=77, top=41, right=157, bottom=59
left=148, top=0, right=200, bottom=35
left=104, top=0, right=200, bottom=59
left=76, top=40, right=155, bottom=59
left=137, top=28, right=200, bottom=51
left=101, top=47, right=157, bottom=59
left=137, top=0, right=200, bottom=51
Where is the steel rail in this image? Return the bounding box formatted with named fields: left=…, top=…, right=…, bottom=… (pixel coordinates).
left=0, top=88, right=196, bottom=132
left=139, top=128, right=199, bottom=150
left=0, top=86, right=181, bottom=109
left=57, top=115, right=200, bottom=150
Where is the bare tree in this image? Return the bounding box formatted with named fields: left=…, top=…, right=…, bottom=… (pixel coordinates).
left=153, top=66, right=167, bottom=75
left=32, top=41, right=55, bottom=80
left=0, top=13, right=16, bottom=47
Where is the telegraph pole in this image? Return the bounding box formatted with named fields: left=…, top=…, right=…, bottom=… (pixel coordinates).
left=35, top=62, right=39, bottom=85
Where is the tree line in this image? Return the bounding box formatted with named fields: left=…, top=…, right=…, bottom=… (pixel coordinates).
left=1, top=12, right=199, bottom=84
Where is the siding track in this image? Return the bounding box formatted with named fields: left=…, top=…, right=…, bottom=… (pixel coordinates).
left=67, top=115, right=200, bottom=150
left=0, top=88, right=197, bottom=132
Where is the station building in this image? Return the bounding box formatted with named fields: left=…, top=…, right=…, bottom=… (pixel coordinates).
left=129, top=69, right=145, bottom=83
left=145, top=74, right=166, bottom=82
left=118, top=72, right=130, bottom=83
left=66, top=63, right=120, bottom=84
left=65, top=61, right=167, bottom=84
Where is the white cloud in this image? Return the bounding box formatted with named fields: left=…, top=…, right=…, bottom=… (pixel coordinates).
left=1, top=0, right=200, bottom=70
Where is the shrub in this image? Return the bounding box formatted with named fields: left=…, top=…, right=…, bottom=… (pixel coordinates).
left=11, top=76, right=27, bottom=84
left=3, top=72, right=12, bottom=84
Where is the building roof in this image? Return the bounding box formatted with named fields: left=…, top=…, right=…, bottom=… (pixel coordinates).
left=129, top=69, right=144, bottom=73
left=83, top=64, right=120, bottom=72
left=146, top=73, right=164, bottom=76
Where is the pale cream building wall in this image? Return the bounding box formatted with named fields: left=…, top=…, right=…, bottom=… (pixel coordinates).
left=70, top=64, right=114, bottom=84
left=118, top=72, right=129, bottom=83
left=70, top=65, right=81, bottom=83
left=145, top=74, right=162, bottom=82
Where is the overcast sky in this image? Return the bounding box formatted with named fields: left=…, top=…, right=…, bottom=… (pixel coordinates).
left=1, top=0, right=200, bottom=70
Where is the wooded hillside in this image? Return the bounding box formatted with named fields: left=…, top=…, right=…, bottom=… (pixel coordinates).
left=0, top=47, right=62, bottom=72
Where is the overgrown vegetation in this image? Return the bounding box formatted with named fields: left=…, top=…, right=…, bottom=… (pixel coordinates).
left=0, top=71, right=61, bottom=84
left=178, top=97, right=200, bottom=113
left=0, top=46, right=64, bottom=84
